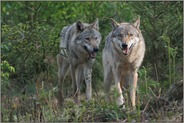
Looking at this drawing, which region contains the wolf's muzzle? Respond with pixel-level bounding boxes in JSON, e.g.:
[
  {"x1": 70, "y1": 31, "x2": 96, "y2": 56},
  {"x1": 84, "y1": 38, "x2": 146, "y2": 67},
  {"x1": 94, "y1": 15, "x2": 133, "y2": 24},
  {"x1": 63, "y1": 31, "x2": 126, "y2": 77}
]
[
  {"x1": 83, "y1": 46, "x2": 98, "y2": 59},
  {"x1": 121, "y1": 43, "x2": 128, "y2": 55},
  {"x1": 93, "y1": 48, "x2": 99, "y2": 52},
  {"x1": 121, "y1": 43, "x2": 134, "y2": 55},
  {"x1": 121, "y1": 44, "x2": 128, "y2": 49}
]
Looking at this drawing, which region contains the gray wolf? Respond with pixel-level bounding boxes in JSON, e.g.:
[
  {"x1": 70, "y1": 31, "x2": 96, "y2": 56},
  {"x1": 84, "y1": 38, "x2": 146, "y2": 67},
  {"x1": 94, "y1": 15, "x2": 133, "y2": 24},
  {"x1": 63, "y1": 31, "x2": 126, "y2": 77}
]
[
  {"x1": 103, "y1": 18, "x2": 145, "y2": 108},
  {"x1": 57, "y1": 18, "x2": 101, "y2": 105}
]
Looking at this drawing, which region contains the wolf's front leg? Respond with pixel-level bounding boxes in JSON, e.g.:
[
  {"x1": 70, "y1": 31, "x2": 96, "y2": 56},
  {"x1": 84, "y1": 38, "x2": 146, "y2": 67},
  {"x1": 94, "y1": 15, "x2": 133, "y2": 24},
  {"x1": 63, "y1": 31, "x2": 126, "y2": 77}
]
[
  {"x1": 70, "y1": 65, "x2": 78, "y2": 104},
  {"x1": 84, "y1": 69, "x2": 92, "y2": 101},
  {"x1": 113, "y1": 68, "x2": 125, "y2": 106},
  {"x1": 129, "y1": 71, "x2": 138, "y2": 108},
  {"x1": 73, "y1": 65, "x2": 84, "y2": 104},
  {"x1": 104, "y1": 66, "x2": 113, "y2": 102},
  {"x1": 57, "y1": 54, "x2": 69, "y2": 106},
  {"x1": 115, "y1": 82, "x2": 125, "y2": 106}
]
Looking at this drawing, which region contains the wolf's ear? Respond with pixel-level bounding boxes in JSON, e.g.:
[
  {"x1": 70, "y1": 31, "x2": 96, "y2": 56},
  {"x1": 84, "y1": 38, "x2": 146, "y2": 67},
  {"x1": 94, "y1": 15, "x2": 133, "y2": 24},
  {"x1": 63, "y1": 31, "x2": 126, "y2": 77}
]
[
  {"x1": 91, "y1": 18, "x2": 99, "y2": 30},
  {"x1": 76, "y1": 21, "x2": 85, "y2": 31},
  {"x1": 133, "y1": 17, "x2": 140, "y2": 29},
  {"x1": 110, "y1": 18, "x2": 119, "y2": 29}
]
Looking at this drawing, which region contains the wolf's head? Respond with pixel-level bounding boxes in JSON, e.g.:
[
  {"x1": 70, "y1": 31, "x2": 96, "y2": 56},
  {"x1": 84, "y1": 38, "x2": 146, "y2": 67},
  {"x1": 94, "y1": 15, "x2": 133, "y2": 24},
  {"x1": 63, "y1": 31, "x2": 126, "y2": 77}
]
[
  {"x1": 110, "y1": 18, "x2": 141, "y2": 55},
  {"x1": 75, "y1": 18, "x2": 101, "y2": 59}
]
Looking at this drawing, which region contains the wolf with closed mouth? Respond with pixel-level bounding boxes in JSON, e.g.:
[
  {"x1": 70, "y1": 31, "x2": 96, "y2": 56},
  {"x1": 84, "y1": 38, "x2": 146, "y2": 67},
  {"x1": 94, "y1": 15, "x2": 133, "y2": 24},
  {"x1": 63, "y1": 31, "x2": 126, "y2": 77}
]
[
  {"x1": 103, "y1": 18, "x2": 145, "y2": 108},
  {"x1": 57, "y1": 18, "x2": 101, "y2": 105}
]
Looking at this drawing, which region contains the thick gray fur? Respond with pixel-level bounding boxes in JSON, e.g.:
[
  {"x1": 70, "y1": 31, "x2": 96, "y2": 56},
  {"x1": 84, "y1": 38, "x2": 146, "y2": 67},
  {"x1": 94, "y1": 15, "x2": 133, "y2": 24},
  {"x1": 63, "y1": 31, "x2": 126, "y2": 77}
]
[
  {"x1": 57, "y1": 18, "x2": 101, "y2": 105},
  {"x1": 103, "y1": 18, "x2": 145, "y2": 108}
]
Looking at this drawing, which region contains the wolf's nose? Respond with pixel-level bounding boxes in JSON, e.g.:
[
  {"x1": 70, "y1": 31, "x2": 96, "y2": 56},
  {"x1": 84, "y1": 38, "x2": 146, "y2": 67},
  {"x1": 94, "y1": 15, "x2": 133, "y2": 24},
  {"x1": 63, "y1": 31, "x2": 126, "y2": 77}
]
[
  {"x1": 122, "y1": 44, "x2": 128, "y2": 49},
  {"x1": 93, "y1": 48, "x2": 99, "y2": 52}
]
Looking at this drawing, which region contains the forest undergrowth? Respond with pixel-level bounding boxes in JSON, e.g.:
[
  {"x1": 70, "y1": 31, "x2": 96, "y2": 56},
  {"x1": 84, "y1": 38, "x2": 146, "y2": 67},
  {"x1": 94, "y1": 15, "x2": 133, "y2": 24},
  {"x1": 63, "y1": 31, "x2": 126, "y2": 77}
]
[{"x1": 1, "y1": 79, "x2": 183, "y2": 122}]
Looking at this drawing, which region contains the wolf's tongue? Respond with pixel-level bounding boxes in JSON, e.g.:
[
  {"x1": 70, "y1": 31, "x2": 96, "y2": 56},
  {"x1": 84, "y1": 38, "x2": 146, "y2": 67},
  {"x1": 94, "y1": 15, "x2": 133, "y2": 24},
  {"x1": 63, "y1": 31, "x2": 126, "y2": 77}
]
[
  {"x1": 125, "y1": 48, "x2": 128, "y2": 53},
  {"x1": 123, "y1": 48, "x2": 128, "y2": 53},
  {"x1": 90, "y1": 52, "x2": 96, "y2": 58}
]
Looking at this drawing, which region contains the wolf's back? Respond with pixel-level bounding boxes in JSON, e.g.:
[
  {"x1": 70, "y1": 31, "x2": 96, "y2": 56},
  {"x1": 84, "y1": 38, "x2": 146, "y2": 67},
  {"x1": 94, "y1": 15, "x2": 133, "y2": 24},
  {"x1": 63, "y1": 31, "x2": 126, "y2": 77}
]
[
  {"x1": 59, "y1": 23, "x2": 76, "y2": 48},
  {"x1": 104, "y1": 32, "x2": 112, "y2": 51}
]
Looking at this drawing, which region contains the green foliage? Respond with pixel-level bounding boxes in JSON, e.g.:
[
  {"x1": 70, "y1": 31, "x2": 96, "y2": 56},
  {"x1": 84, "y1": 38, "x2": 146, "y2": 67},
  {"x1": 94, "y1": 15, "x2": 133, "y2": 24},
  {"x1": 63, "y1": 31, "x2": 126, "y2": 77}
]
[
  {"x1": 138, "y1": 67, "x2": 160, "y2": 94},
  {"x1": 159, "y1": 32, "x2": 178, "y2": 86},
  {"x1": 2, "y1": 21, "x2": 59, "y2": 85},
  {"x1": 1, "y1": 60, "x2": 15, "y2": 79},
  {"x1": 1, "y1": 60, "x2": 15, "y2": 90},
  {"x1": 129, "y1": 1, "x2": 183, "y2": 82}
]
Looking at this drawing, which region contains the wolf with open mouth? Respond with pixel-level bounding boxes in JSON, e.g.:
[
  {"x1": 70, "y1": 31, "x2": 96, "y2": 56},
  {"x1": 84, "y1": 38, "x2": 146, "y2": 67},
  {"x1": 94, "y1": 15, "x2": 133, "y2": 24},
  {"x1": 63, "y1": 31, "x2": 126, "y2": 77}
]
[
  {"x1": 103, "y1": 18, "x2": 145, "y2": 108},
  {"x1": 57, "y1": 19, "x2": 101, "y2": 106}
]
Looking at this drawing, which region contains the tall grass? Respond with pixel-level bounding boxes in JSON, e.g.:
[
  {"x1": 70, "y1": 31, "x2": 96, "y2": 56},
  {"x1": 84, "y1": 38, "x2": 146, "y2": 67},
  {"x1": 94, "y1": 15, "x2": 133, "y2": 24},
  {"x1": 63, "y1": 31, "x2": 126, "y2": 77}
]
[{"x1": 159, "y1": 32, "x2": 178, "y2": 86}]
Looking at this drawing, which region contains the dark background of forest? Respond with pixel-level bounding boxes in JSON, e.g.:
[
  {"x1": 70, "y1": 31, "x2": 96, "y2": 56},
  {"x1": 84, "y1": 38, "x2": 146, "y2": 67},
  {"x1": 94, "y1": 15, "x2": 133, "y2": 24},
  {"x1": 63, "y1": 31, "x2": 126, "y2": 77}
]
[{"x1": 1, "y1": 1, "x2": 183, "y2": 122}]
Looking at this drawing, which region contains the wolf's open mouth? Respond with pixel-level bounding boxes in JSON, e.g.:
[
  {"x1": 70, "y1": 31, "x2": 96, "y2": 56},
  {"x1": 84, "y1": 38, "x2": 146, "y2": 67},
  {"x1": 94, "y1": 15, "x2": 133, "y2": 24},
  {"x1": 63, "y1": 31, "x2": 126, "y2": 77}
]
[
  {"x1": 122, "y1": 48, "x2": 128, "y2": 55},
  {"x1": 83, "y1": 46, "x2": 96, "y2": 59},
  {"x1": 122, "y1": 44, "x2": 133, "y2": 55}
]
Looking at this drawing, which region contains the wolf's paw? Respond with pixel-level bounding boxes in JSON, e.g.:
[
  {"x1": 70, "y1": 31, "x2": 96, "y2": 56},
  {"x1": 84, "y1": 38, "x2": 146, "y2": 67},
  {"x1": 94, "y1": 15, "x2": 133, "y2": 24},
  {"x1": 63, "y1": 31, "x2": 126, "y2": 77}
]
[
  {"x1": 116, "y1": 97, "x2": 125, "y2": 108},
  {"x1": 119, "y1": 103, "x2": 126, "y2": 109}
]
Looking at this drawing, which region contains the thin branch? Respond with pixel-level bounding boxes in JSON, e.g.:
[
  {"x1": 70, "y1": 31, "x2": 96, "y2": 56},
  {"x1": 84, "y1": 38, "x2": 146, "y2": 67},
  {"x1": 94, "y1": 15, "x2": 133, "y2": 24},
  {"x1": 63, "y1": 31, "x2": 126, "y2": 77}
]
[
  {"x1": 142, "y1": 98, "x2": 152, "y2": 113},
  {"x1": 24, "y1": 47, "x2": 34, "y2": 62},
  {"x1": 154, "y1": 63, "x2": 159, "y2": 82},
  {"x1": 148, "y1": 87, "x2": 158, "y2": 99},
  {"x1": 151, "y1": 106, "x2": 158, "y2": 119}
]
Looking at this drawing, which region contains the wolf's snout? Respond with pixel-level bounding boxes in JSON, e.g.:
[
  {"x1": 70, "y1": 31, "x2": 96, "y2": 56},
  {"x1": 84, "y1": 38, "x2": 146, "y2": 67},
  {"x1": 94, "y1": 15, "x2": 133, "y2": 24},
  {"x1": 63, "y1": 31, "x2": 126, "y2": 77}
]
[
  {"x1": 93, "y1": 48, "x2": 99, "y2": 52},
  {"x1": 122, "y1": 44, "x2": 128, "y2": 49}
]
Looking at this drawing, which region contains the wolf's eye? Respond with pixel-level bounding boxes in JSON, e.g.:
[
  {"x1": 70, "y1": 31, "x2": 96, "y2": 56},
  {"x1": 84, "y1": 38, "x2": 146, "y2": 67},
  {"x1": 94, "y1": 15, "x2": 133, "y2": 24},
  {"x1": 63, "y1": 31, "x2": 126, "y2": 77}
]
[
  {"x1": 94, "y1": 37, "x2": 98, "y2": 40},
  {"x1": 128, "y1": 33, "x2": 133, "y2": 37},
  {"x1": 85, "y1": 37, "x2": 90, "y2": 41},
  {"x1": 118, "y1": 34, "x2": 122, "y2": 37}
]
